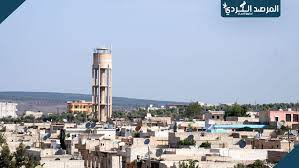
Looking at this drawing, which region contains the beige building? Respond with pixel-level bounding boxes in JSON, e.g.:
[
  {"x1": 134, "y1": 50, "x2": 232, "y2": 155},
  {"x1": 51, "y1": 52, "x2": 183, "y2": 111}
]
[
  {"x1": 92, "y1": 47, "x2": 112, "y2": 122},
  {"x1": 205, "y1": 110, "x2": 225, "y2": 121}
]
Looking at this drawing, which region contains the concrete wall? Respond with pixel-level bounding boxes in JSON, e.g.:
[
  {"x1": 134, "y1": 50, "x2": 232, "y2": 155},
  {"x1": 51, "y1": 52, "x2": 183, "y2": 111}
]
[
  {"x1": 226, "y1": 117, "x2": 259, "y2": 123},
  {"x1": 41, "y1": 160, "x2": 84, "y2": 168},
  {"x1": 160, "y1": 161, "x2": 236, "y2": 168},
  {"x1": 218, "y1": 148, "x2": 268, "y2": 160}
]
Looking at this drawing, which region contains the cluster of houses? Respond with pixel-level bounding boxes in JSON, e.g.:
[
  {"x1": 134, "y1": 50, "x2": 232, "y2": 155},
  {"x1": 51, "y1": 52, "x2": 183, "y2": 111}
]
[{"x1": 1, "y1": 107, "x2": 299, "y2": 168}]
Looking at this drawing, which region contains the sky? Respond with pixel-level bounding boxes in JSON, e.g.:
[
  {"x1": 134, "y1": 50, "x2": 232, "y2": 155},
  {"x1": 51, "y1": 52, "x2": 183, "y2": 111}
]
[{"x1": 0, "y1": 0, "x2": 298, "y2": 104}]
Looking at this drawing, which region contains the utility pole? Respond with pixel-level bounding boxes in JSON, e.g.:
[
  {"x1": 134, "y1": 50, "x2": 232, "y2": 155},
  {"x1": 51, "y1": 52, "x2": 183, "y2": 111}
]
[{"x1": 288, "y1": 129, "x2": 291, "y2": 152}]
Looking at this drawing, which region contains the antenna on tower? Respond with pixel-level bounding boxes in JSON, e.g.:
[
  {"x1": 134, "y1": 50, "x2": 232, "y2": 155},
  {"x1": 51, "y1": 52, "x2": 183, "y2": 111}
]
[{"x1": 235, "y1": 97, "x2": 239, "y2": 104}]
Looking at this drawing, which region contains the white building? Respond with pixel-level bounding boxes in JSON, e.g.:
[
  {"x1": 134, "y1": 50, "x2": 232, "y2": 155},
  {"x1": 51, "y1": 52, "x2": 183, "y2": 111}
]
[
  {"x1": 24, "y1": 111, "x2": 43, "y2": 119},
  {"x1": 0, "y1": 102, "x2": 17, "y2": 118}
]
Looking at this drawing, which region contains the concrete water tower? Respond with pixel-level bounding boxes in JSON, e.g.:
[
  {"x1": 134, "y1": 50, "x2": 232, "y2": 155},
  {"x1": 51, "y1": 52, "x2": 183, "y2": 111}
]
[{"x1": 92, "y1": 47, "x2": 112, "y2": 122}]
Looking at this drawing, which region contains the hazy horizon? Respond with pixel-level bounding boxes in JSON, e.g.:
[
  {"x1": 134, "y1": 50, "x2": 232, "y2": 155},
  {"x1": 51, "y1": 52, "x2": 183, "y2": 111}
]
[{"x1": 1, "y1": 0, "x2": 299, "y2": 104}]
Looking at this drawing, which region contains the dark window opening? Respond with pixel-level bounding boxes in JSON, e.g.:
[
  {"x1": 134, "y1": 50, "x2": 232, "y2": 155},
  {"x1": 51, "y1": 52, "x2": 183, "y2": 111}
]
[
  {"x1": 286, "y1": 114, "x2": 292, "y2": 122},
  {"x1": 293, "y1": 114, "x2": 299, "y2": 122}
]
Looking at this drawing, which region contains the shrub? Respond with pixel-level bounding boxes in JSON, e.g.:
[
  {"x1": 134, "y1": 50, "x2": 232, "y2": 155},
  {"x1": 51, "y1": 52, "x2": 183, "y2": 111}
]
[
  {"x1": 247, "y1": 160, "x2": 269, "y2": 168},
  {"x1": 179, "y1": 159, "x2": 199, "y2": 168},
  {"x1": 180, "y1": 138, "x2": 196, "y2": 146},
  {"x1": 236, "y1": 127, "x2": 253, "y2": 132},
  {"x1": 199, "y1": 141, "x2": 211, "y2": 148},
  {"x1": 234, "y1": 163, "x2": 246, "y2": 168}
]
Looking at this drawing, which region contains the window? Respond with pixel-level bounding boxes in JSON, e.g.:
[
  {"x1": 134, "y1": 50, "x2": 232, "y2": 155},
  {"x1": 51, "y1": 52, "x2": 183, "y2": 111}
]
[
  {"x1": 212, "y1": 116, "x2": 215, "y2": 119},
  {"x1": 286, "y1": 114, "x2": 292, "y2": 122},
  {"x1": 217, "y1": 116, "x2": 220, "y2": 119},
  {"x1": 294, "y1": 114, "x2": 299, "y2": 122},
  {"x1": 275, "y1": 117, "x2": 279, "y2": 122}
]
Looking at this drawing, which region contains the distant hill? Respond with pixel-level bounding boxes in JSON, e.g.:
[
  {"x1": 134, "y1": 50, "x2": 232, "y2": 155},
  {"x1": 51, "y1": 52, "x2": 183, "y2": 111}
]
[{"x1": 0, "y1": 91, "x2": 186, "y2": 114}]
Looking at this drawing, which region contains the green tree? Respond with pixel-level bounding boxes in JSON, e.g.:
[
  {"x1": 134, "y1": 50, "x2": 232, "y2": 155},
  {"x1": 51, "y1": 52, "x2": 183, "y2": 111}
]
[
  {"x1": 225, "y1": 104, "x2": 248, "y2": 117},
  {"x1": 185, "y1": 103, "x2": 203, "y2": 119},
  {"x1": 66, "y1": 113, "x2": 75, "y2": 122},
  {"x1": 199, "y1": 141, "x2": 211, "y2": 148},
  {"x1": 0, "y1": 144, "x2": 13, "y2": 168},
  {"x1": 247, "y1": 160, "x2": 269, "y2": 168},
  {"x1": 15, "y1": 143, "x2": 27, "y2": 167},
  {"x1": 179, "y1": 138, "x2": 196, "y2": 146},
  {"x1": 14, "y1": 143, "x2": 40, "y2": 168},
  {"x1": 234, "y1": 163, "x2": 246, "y2": 168},
  {"x1": 22, "y1": 115, "x2": 35, "y2": 123},
  {"x1": 24, "y1": 156, "x2": 40, "y2": 168},
  {"x1": 179, "y1": 160, "x2": 199, "y2": 168},
  {"x1": 0, "y1": 133, "x2": 6, "y2": 146}
]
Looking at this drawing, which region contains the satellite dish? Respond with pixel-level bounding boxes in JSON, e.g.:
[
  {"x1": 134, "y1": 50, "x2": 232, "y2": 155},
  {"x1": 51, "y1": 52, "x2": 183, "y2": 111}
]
[
  {"x1": 55, "y1": 149, "x2": 65, "y2": 155},
  {"x1": 85, "y1": 122, "x2": 91, "y2": 129},
  {"x1": 63, "y1": 119, "x2": 67, "y2": 122},
  {"x1": 90, "y1": 122, "x2": 96, "y2": 128},
  {"x1": 239, "y1": 139, "x2": 246, "y2": 148},
  {"x1": 156, "y1": 148, "x2": 163, "y2": 158},
  {"x1": 277, "y1": 122, "x2": 283, "y2": 129},
  {"x1": 144, "y1": 138, "x2": 150, "y2": 145},
  {"x1": 43, "y1": 133, "x2": 51, "y2": 140}
]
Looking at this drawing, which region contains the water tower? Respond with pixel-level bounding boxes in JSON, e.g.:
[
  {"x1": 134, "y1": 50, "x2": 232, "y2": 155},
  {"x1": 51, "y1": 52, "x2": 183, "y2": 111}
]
[{"x1": 91, "y1": 47, "x2": 112, "y2": 122}]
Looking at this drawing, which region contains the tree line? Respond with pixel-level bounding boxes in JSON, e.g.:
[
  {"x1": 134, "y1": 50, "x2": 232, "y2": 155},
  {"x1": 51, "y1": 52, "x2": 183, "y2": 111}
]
[
  {"x1": 113, "y1": 102, "x2": 299, "y2": 120},
  {"x1": 0, "y1": 133, "x2": 40, "y2": 168},
  {"x1": 0, "y1": 112, "x2": 96, "y2": 124}
]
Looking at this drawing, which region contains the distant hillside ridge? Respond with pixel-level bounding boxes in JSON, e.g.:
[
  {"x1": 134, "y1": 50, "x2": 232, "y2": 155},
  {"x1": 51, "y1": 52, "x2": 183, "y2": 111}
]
[{"x1": 0, "y1": 91, "x2": 186, "y2": 114}]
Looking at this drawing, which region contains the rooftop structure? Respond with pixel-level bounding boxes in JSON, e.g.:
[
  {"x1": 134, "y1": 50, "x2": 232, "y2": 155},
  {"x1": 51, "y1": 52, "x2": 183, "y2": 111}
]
[{"x1": 205, "y1": 110, "x2": 225, "y2": 121}]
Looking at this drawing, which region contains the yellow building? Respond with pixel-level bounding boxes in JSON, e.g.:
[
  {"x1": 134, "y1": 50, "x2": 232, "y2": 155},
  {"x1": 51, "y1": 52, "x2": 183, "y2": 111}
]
[{"x1": 67, "y1": 100, "x2": 93, "y2": 114}]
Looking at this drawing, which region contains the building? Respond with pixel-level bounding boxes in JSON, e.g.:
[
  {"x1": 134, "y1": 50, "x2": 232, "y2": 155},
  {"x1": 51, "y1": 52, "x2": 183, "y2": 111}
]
[
  {"x1": 145, "y1": 113, "x2": 172, "y2": 126},
  {"x1": 67, "y1": 100, "x2": 93, "y2": 114},
  {"x1": 205, "y1": 110, "x2": 225, "y2": 121},
  {"x1": 251, "y1": 139, "x2": 294, "y2": 151},
  {"x1": 147, "y1": 104, "x2": 160, "y2": 111},
  {"x1": 259, "y1": 109, "x2": 299, "y2": 128},
  {"x1": 24, "y1": 111, "x2": 43, "y2": 119},
  {"x1": 0, "y1": 102, "x2": 17, "y2": 118},
  {"x1": 246, "y1": 111, "x2": 259, "y2": 118},
  {"x1": 92, "y1": 47, "x2": 113, "y2": 122}
]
